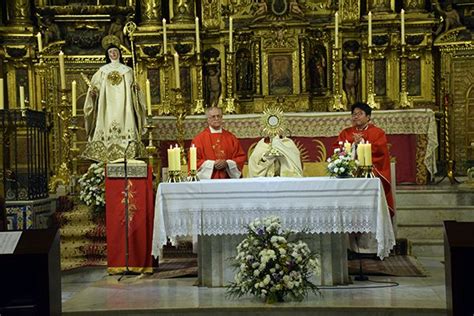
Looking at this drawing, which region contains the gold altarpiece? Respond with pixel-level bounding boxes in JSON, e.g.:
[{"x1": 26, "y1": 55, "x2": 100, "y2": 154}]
[{"x1": 0, "y1": 0, "x2": 473, "y2": 188}]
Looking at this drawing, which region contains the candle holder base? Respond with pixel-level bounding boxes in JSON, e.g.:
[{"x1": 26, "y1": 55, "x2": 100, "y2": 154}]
[
  {"x1": 356, "y1": 166, "x2": 375, "y2": 178},
  {"x1": 168, "y1": 170, "x2": 183, "y2": 183},
  {"x1": 367, "y1": 93, "x2": 380, "y2": 110},
  {"x1": 188, "y1": 169, "x2": 200, "y2": 182},
  {"x1": 398, "y1": 91, "x2": 413, "y2": 109}
]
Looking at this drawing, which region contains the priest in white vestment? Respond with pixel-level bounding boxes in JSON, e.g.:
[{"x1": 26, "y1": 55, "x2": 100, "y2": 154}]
[
  {"x1": 248, "y1": 136, "x2": 303, "y2": 177},
  {"x1": 82, "y1": 45, "x2": 146, "y2": 162}
]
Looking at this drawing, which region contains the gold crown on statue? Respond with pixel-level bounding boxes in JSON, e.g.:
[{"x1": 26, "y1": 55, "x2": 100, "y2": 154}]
[{"x1": 101, "y1": 35, "x2": 121, "y2": 50}]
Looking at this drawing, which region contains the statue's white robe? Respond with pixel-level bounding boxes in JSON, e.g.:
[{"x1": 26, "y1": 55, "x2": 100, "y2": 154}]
[{"x1": 82, "y1": 61, "x2": 146, "y2": 162}]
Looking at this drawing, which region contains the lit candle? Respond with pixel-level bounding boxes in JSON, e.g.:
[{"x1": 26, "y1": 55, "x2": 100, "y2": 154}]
[
  {"x1": 364, "y1": 143, "x2": 372, "y2": 166},
  {"x1": 334, "y1": 12, "x2": 339, "y2": 48},
  {"x1": 162, "y1": 18, "x2": 167, "y2": 54},
  {"x1": 168, "y1": 145, "x2": 175, "y2": 171},
  {"x1": 71, "y1": 80, "x2": 77, "y2": 116},
  {"x1": 19, "y1": 86, "x2": 25, "y2": 110},
  {"x1": 401, "y1": 9, "x2": 405, "y2": 45},
  {"x1": 357, "y1": 143, "x2": 365, "y2": 166},
  {"x1": 36, "y1": 32, "x2": 43, "y2": 52},
  {"x1": 146, "y1": 79, "x2": 152, "y2": 116},
  {"x1": 174, "y1": 52, "x2": 181, "y2": 89},
  {"x1": 229, "y1": 16, "x2": 233, "y2": 52},
  {"x1": 368, "y1": 11, "x2": 372, "y2": 47},
  {"x1": 190, "y1": 144, "x2": 197, "y2": 171},
  {"x1": 59, "y1": 51, "x2": 66, "y2": 90},
  {"x1": 195, "y1": 17, "x2": 200, "y2": 54},
  {"x1": 174, "y1": 145, "x2": 181, "y2": 171},
  {"x1": 0, "y1": 78, "x2": 4, "y2": 110}
]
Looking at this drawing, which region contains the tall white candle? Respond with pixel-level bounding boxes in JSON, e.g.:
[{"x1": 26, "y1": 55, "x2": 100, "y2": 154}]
[
  {"x1": 59, "y1": 51, "x2": 66, "y2": 90},
  {"x1": 174, "y1": 145, "x2": 181, "y2": 171},
  {"x1": 0, "y1": 78, "x2": 4, "y2": 110},
  {"x1": 36, "y1": 32, "x2": 43, "y2": 52},
  {"x1": 168, "y1": 146, "x2": 175, "y2": 171},
  {"x1": 19, "y1": 86, "x2": 25, "y2": 110},
  {"x1": 368, "y1": 11, "x2": 373, "y2": 47},
  {"x1": 229, "y1": 16, "x2": 233, "y2": 52},
  {"x1": 344, "y1": 141, "x2": 351, "y2": 154},
  {"x1": 357, "y1": 143, "x2": 365, "y2": 166},
  {"x1": 146, "y1": 79, "x2": 152, "y2": 116},
  {"x1": 190, "y1": 144, "x2": 197, "y2": 170},
  {"x1": 71, "y1": 80, "x2": 77, "y2": 116},
  {"x1": 401, "y1": 9, "x2": 405, "y2": 45},
  {"x1": 364, "y1": 143, "x2": 373, "y2": 166},
  {"x1": 174, "y1": 52, "x2": 181, "y2": 89},
  {"x1": 334, "y1": 12, "x2": 339, "y2": 48},
  {"x1": 162, "y1": 18, "x2": 167, "y2": 54},
  {"x1": 195, "y1": 17, "x2": 200, "y2": 54}
]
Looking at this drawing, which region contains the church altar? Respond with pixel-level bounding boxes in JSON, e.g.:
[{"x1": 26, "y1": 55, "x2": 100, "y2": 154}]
[
  {"x1": 152, "y1": 177, "x2": 395, "y2": 287},
  {"x1": 153, "y1": 109, "x2": 438, "y2": 184}
]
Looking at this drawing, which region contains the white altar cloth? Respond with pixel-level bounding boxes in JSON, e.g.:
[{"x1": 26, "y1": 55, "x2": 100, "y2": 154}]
[{"x1": 152, "y1": 177, "x2": 395, "y2": 259}]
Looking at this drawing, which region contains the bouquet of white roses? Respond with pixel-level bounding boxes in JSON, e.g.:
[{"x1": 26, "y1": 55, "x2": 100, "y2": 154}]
[
  {"x1": 227, "y1": 216, "x2": 319, "y2": 303},
  {"x1": 78, "y1": 162, "x2": 105, "y2": 209},
  {"x1": 327, "y1": 145, "x2": 358, "y2": 178}
]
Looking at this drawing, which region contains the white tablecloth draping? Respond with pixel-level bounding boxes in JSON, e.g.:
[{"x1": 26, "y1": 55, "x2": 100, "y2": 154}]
[{"x1": 152, "y1": 177, "x2": 396, "y2": 259}]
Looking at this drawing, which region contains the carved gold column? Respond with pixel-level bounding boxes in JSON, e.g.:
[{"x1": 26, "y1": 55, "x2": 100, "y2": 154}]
[
  {"x1": 398, "y1": 44, "x2": 413, "y2": 108},
  {"x1": 6, "y1": 0, "x2": 32, "y2": 27},
  {"x1": 366, "y1": 47, "x2": 380, "y2": 109},
  {"x1": 172, "y1": 0, "x2": 194, "y2": 23},
  {"x1": 224, "y1": 50, "x2": 236, "y2": 113},
  {"x1": 330, "y1": 46, "x2": 344, "y2": 111},
  {"x1": 139, "y1": 0, "x2": 161, "y2": 26}
]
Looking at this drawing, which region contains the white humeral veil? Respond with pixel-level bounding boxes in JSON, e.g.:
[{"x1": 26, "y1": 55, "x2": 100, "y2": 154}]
[
  {"x1": 248, "y1": 136, "x2": 303, "y2": 177},
  {"x1": 82, "y1": 61, "x2": 146, "y2": 162}
]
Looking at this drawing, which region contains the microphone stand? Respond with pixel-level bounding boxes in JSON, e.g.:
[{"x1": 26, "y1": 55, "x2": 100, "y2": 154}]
[{"x1": 118, "y1": 140, "x2": 140, "y2": 281}]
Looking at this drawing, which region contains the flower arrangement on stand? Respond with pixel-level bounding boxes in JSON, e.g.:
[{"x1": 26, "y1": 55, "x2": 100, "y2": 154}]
[
  {"x1": 78, "y1": 162, "x2": 106, "y2": 215},
  {"x1": 227, "y1": 216, "x2": 320, "y2": 303},
  {"x1": 327, "y1": 142, "x2": 358, "y2": 178}
]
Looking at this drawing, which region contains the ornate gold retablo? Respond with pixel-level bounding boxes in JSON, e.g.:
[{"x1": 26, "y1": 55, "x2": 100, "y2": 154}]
[{"x1": 107, "y1": 71, "x2": 122, "y2": 85}]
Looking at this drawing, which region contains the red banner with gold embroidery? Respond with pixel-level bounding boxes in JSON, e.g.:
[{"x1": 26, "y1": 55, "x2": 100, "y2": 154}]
[{"x1": 105, "y1": 166, "x2": 154, "y2": 274}]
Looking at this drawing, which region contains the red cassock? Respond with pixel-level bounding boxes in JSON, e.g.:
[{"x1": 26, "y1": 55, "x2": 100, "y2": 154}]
[
  {"x1": 192, "y1": 127, "x2": 246, "y2": 179},
  {"x1": 105, "y1": 166, "x2": 154, "y2": 274},
  {"x1": 334, "y1": 124, "x2": 395, "y2": 216}
]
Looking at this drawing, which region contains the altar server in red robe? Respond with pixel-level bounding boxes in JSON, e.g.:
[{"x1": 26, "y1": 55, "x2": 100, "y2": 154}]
[
  {"x1": 334, "y1": 102, "x2": 394, "y2": 216},
  {"x1": 192, "y1": 106, "x2": 246, "y2": 179}
]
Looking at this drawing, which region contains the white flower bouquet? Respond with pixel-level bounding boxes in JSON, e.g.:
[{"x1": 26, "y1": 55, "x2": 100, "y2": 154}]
[
  {"x1": 78, "y1": 162, "x2": 106, "y2": 210},
  {"x1": 227, "y1": 216, "x2": 320, "y2": 303},
  {"x1": 327, "y1": 146, "x2": 358, "y2": 178}
]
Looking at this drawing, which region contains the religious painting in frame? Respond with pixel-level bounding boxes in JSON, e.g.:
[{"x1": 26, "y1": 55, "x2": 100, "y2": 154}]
[
  {"x1": 147, "y1": 68, "x2": 161, "y2": 104},
  {"x1": 268, "y1": 54, "x2": 293, "y2": 95}
]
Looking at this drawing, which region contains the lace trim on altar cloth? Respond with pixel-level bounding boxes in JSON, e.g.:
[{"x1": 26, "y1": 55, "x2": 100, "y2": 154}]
[{"x1": 158, "y1": 206, "x2": 396, "y2": 259}]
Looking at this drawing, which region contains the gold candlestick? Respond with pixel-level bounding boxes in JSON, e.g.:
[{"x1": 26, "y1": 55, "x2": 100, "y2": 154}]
[
  {"x1": 356, "y1": 165, "x2": 375, "y2": 178},
  {"x1": 331, "y1": 45, "x2": 345, "y2": 111},
  {"x1": 224, "y1": 50, "x2": 236, "y2": 114},
  {"x1": 398, "y1": 44, "x2": 413, "y2": 109},
  {"x1": 145, "y1": 115, "x2": 158, "y2": 170},
  {"x1": 193, "y1": 53, "x2": 205, "y2": 114},
  {"x1": 366, "y1": 47, "x2": 380, "y2": 109}
]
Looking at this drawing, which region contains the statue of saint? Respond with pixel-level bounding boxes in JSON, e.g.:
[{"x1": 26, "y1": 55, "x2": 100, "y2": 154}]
[{"x1": 82, "y1": 45, "x2": 146, "y2": 162}]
